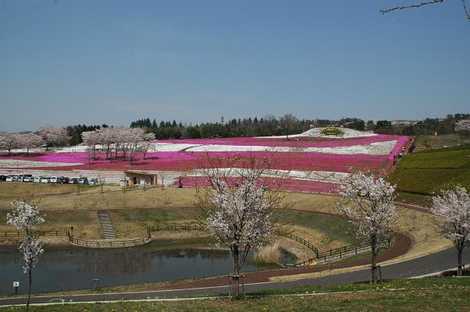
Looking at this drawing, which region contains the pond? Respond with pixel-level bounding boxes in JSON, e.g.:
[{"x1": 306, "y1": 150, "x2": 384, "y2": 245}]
[{"x1": 0, "y1": 241, "x2": 291, "y2": 295}]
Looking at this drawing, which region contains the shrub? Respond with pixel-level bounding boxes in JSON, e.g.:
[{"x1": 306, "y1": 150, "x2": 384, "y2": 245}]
[{"x1": 320, "y1": 127, "x2": 345, "y2": 136}]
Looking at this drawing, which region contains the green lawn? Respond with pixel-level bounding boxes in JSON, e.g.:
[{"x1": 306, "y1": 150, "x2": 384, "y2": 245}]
[
  {"x1": 389, "y1": 145, "x2": 470, "y2": 204},
  {"x1": 414, "y1": 134, "x2": 470, "y2": 151},
  {"x1": 3, "y1": 278, "x2": 470, "y2": 312},
  {"x1": 273, "y1": 210, "x2": 355, "y2": 244},
  {"x1": 111, "y1": 207, "x2": 200, "y2": 223}
]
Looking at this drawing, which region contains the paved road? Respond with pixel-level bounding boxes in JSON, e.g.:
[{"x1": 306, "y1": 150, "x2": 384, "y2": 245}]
[{"x1": 0, "y1": 246, "x2": 467, "y2": 307}]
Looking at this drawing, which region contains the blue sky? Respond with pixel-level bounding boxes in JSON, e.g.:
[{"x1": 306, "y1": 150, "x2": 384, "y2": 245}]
[{"x1": 1, "y1": 0, "x2": 469, "y2": 131}]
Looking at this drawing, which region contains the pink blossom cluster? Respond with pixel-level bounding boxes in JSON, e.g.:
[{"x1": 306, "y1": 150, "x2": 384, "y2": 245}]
[
  {"x1": 0, "y1": 135, "x2": 411, "y2": 194},
  {"x1": 161, "y1": 134, "x2": 404, "y2": 149}
]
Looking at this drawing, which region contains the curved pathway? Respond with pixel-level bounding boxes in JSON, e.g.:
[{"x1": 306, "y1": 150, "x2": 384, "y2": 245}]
[{"x1": 0, "y1": 246, "x2": 466, "y2": 307}]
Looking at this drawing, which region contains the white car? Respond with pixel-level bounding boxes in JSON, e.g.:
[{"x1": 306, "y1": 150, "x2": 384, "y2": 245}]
[
  {"x1": 33, "y1": 176, "x2": 41, "y2": 183},
  {"x1": 40, "y1": 177, "x2": 49, "y2": 183},
  {"x1": 49, "y1": 176, "x2": 58, "y2": 183},
  {"x1": 5, "y1": 176, "x2": 14, "y2": 182},
  {"x1": 22, "y1": 175, "x2": 33, "y2": 182}
]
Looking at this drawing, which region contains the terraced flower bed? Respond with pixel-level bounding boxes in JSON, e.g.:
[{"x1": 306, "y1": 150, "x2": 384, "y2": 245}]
[{"x1": 0, "y1": 130, "x2": 411, "y2": 193}]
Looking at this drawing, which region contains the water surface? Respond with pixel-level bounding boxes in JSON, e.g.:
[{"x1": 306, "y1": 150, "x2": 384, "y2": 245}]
[{"x1": 0, "y1": 243, "x2": 278, "y2": 295}]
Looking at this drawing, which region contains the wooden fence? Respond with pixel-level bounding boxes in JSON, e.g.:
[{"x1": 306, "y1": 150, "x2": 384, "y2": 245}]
[
  {"x1": 295, "y1": 240, "x2": 391, "y2": 267},
  {"x1": 69, "y1": 236, "x2": 151, "y2": 249},
  {"x1": 148, "y1": 223, "x2": 206, "y2": 232},
  {"x1": 148, "y1": 224, "x2": 374, "y2": 266},
  {"x1": 1, "y1": 229, "x2": 68, "y2": 239},
  {"x1": 278, "y1": 231, "x2": 320, "y2": 257}
]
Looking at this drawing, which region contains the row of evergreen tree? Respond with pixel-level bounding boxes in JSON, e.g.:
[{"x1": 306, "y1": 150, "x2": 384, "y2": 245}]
[
  {"x1": 129, "y1": 115, "x2": 369, "y2": 140},
  {"x1": 66, "y1": 124, "x2": 109, "y2": 146},
  {"x1": 64, "y1": 113, "x2": 470, "y2": 143}
]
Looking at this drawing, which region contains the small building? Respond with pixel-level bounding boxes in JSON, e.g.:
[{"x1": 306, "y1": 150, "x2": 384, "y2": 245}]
[{"x1": 124, "y1": 170, "x2": 159, "y2": 186}]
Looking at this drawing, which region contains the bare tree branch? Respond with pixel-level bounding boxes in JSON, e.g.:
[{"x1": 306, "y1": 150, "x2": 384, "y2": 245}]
[
  {"x1": 381, "y1": 0, "x2": 446, "y2": 14},
  {"x1": 462, "y1": 0, "x2": 470, "y2": 19},
  {"x1": 381, "y1": 0, "x2": 470, "y2": 20}
]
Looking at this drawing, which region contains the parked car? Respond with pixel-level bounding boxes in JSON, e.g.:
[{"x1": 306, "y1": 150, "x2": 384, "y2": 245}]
[
  {"x1": 6, "y1": 175, "x2": 19, "y2": 182},
  {"x1": 88, "y1": 178, "x2": 99, "y2": 186},
  {"x1": 69, "y1": 177, "x2": 80, "y2": 184},
  {"x1": 49, "y1": 176, "x2": 58, "y2": 183},
  {"x1": 22, "y1": 175, "x2": 33, "y2": 182},
  {"x1": 60, "y1": 176, "x2": 70, "y2": 184},
  {"x1": 40, "y1": 177, "x2": 49, "y2": 183},
  {"x1": 0, "y1": 175, "x2": 6, "y2": 182},
  {"x1": 78, "y1": 177, "x2": 88, "y2": 185},
  {"x1": 33, "y1": 176, "x2": 41, "y2": 183}
]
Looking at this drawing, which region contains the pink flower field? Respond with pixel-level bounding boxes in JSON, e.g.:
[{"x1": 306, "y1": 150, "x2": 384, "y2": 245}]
[{"x1": 0, "y1": 134, "x2": 412, "y2": 193}]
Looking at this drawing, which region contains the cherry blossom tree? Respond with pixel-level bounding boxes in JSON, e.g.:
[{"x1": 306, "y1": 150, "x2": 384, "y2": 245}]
[
  {"x1": 81, "y1": 128, "x2": 149, "y2": 162},
  {"x1": 38, "y1": 127, "x2": 69, "y2": 149},
  {"x1": 0, "y1": 133, "x2": 19, "y2": 155},
  {"x1": 431, "y1": 186, "x2": 470, "y2": 276},
  {"x1": 455, "y1": 119, "x2": 470, "y2": 135},
  {"x1": 7, "y1": 201, "x2": 45, "y2": 312},
  {"x1": 16, "y1": 133, "x2": 44, "y2": 155},
  {"x1": 337, "y1": 172, "x2": 397, "y2": 283},
  {"x1": 81, "y1": 130, "x2": 100, "y2": 161},
  {"x1": 140, "y1": 132, "x2": 156, "y2": 160},
  {"x1": 205, "y1": 167, "x2": 278, "y2": 296}
]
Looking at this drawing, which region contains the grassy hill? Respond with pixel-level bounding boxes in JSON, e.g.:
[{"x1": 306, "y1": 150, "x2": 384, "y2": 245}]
[
  {"x1": 389, "y1": 144, "x2": 470, "y2": 205},
  {"x1": 4, "y1": 277, "x2": 470, "y2": 311}
]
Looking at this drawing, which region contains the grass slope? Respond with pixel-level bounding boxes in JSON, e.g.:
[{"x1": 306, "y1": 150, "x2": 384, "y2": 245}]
[
  {"x1": 390, "y1": 145, "x2": 470, "y2": 204},
  {"x1": 3, "y1": 278, "x2": 470, "y2": 311}
]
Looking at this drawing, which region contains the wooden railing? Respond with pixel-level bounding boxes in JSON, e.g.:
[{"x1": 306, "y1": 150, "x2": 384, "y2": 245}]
[
  {"x1": 295, "y1": 240, "x2": 391, "y2": 267},
  {"x1": 1, "y1": 229, "x2": 68, "y2": 239},
  {"x1": 148, "y1": 222, "x2": 391, "y2": 267},
  {"x1": 148, "y1": 223, "x2": 206, "y2": 232},
  {"x1": 69, "y1": 236, "x2": 151, "y2": 249},
  {"x1": 277, "y1": 231, "x2": 320, "y2": 257}
]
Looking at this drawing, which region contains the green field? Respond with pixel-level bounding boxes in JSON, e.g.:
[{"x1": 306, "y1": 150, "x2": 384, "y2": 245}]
[
  {"x1": 390, "y1": 145, "x2": 470, "y2": 205},
  {"x1": 414, "y1": 134, "x2": 470, "y2": 151},
  {"x1": 273, "y1": 210, "x2": 355, "y2": 244},
  {"x1": 3, "y1": 278, "x2": 470, "y2": 312}
]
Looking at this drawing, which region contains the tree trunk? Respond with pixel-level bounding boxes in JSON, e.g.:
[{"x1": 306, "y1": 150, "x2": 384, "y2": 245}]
[
  {"x1": 457, "y1": 246, "x2": 464, "y2": 276},
  {"x1": 26, "y1": 269, "x2": 32, "y2": 312},
  {"x1": 370, "y1": 234, "x2": 377, "y2": 284},
  {"x1": 232, "y1": 244, "x2": 240, "y2": 297}
]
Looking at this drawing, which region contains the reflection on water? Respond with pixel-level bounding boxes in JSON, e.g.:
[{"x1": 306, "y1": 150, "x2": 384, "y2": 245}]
[{"x1": 0, "y1": 244, "x2": 263, "y2": 295}]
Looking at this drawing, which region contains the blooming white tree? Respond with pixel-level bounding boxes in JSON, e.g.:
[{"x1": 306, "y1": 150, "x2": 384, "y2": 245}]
[
  {"x1": 81, "y1": 128, "x2": 150, "y2": 162},
  {"x1": 455, "y1": 119, "x2": 470, "y2": 134},
  {"x1": 38, "y1": 127, "x2": 69, "y2": 149},
  {"x1": 206, "y1": 168, "x2": 276, "y2": 296},
  {"x1": 81, "y1": 130, "x2": 100, "y2": 161},
  {"x1": 16, "y1": 133, "x2": 44, "y2": 154},
  {"x1": 7, "y1": 201, "x2": 45, "y2": 312},
  {"x1": 139, "y1": 132, "x2": 156, "y2": 160},
  {"x1": 0, "y1": 133, "x2": 21, "y2": 155},
  {"x1": 431, "y1": 186, "x2": 470, "y2": 276},
  {"x1": 337, "y1": 172, "x2": 397, "y2": 283}
]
